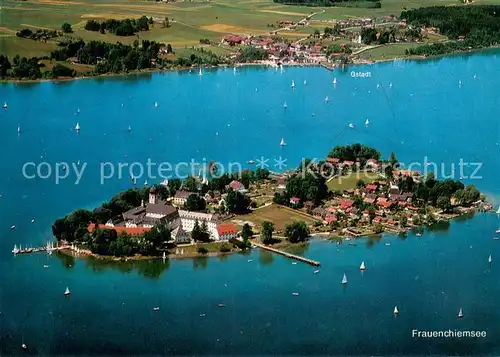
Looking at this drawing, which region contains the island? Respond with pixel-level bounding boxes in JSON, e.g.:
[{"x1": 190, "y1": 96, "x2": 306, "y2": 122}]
[{"x1": 52, "y1": 144, "x2": 492, "y2": 261}]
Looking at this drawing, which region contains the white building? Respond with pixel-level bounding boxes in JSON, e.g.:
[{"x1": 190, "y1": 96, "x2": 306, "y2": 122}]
[
  {"x1": 178, "y1": 210, "x2": 220, "y2": 240},
  {"x1": 172, "y1": 225, "x2": 190, "y2": 244},
  {"x1": 173, "y1": 190, "x2": 195, "y2": 207},
  {"x1": 216, "y1": 223, "x2": 239, "y2": 240}
]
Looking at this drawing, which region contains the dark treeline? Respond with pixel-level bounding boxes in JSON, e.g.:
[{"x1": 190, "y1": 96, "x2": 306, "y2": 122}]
[
  {"x1": 0, "y1": 55, "x2": 75, "y2": 80},
  {"x1": 84, "y1": 16, "x2": 152, "y2": 36},
  {"x1": 16, "y1": 28, "x2": 60, "y2": 41},
  {"x1": 402, "y1": 5, "x2": 500, "y2": 56},
  {"x1": 272, "y1": 0, "x2": 380, "y2": 7},
  {"x1": 361, "y1": 27, "x2": 397, "y2": 45},
  {"x1": 51, "y1": 39, "x2": 162, "y2": 74}
]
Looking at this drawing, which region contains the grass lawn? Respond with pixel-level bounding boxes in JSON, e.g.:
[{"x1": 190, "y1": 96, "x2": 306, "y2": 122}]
[
  {"x1": 326, "y1": 169, "x2": 379, "y2": 191},
  {"x1": 356, "y1": 42, "x2": 420, "y2": 61},
  {"x1": 0, "y1": 36, "x2": 57, "y2": 58},
  {"x1": 235, "y1": 204, "x2": 317, "y2": 231}
]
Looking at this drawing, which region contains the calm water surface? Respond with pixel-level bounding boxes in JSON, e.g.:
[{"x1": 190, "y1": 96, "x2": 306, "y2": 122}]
[{"x1": 0, "y1": 51, "x2": 499, "y2": 356}]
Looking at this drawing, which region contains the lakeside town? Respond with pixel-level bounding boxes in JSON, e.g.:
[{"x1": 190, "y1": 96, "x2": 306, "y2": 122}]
[{"x1": 46, "y1": 144, "x2": 494, "y2": 262}]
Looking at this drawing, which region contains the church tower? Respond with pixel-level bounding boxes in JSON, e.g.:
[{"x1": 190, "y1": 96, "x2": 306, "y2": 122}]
[{"x1": 149, "y1": 186, "x2": 157, "y2": 204}]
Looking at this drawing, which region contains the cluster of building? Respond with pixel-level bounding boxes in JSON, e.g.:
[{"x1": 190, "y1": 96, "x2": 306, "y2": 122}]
[{"x1": 89, "y1": 187, "x2": 240, "y2": 244}]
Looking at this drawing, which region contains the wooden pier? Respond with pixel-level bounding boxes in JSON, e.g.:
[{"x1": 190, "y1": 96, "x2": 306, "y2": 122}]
[
  {"x1": 12, "y1": 243, "x2": 69, "y2": 255},
  {"x1": 252, "y1": 242, "x2": 320, "y2": 266}
]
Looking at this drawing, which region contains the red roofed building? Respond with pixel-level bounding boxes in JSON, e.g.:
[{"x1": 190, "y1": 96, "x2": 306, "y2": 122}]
[
  {"x1": 216, "y1": 223, "x2": 239, "y2": 240},
  {"x1": 324, "y1": 214, "x2": 337, "y2": 225},
  {"x1": 226, "y1": 180, "x2": 246, "y2": 193},
  {"x1": 365, "y1": 184, "x2": 378, "y2": 192},
  {"x1": 377, "y1": 201, "x2": 393, "y2": 209},
  {"x1": 88, "y1": 223, "x2": 151, "y2": 236},
  {"x1": 223, "y1": 35, "x2": 247, "y2": 46},
  {"x1": 343, "y1": 161, "x2": 355, "y2": 166},
  {"x1": 290, "y1": 197, "x2": 301, "y2": 205},
  {"x1": 340, "y1": 199, "x2": 354, "y2": 210},
  {"x1": 327, "y1": 157, "x2": 340, "y2": 164}
]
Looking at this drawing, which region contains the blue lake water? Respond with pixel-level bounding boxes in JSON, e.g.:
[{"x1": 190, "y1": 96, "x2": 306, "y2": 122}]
[{"x1": 1, "y1": 51, "x2": 500, "y2": 355}]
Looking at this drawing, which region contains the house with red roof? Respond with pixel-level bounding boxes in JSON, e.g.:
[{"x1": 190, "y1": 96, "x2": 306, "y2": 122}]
[
  {"x1": 324, "y1": 214, "x2": 337, "y2": 225},
  {"x1": 226, "y1": 180, "x2": 247, "y2": 193},
  {"x1": 216, "y1": 223, "x2": 239, "y2": 240},
  {"x1": 290, "y1": 197, "x2": 301, "y2": 206},
  {"x1": 327, "y1": 157, "x2": 340, "y2": 164},
  {"x1": 88, "y1": 223, "x2": 151, "y2": 236},
  {"x1": 365, "y1": 184, "x2": 378, "y2": 193},
  {"x1": 340, "y1": 199, "x2": 354, "y2": 210}
]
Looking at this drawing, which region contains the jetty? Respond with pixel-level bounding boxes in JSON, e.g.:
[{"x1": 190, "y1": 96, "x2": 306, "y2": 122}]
[
  {"x1": 252, "y1": 242, "x2": 320, "y2": 266},
  {"x1": 12, "y1": 241, "x2": 68, "y2": 255}
]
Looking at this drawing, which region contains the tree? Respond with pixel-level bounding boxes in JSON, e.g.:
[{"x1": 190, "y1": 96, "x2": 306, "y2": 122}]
[
  {"x1": 0, "y1": 55, "x2": 12, "y2": 78},
  {"x1": 261, "y1": 221, "x2": 274, "y2": 245},
  {"x1": 61, "y1": 22, "x2": 73, "y2": 33},
  {"x1": 184, "y1": 175, "x2": 198, "y2": 192},
  {"x1": 436, "y1": 196, "x2": 452, "y2": 212},
  {"x1": 356, "y1": 179, "x2": 366, "y2": 188},
  {"x1": 242, "y1": 223, "x2": 253, "y2": 241},
  {"x1": 192, "y1": 220, "x2": 210, "y2": 242},
  {"x1": 313, "y1": 29, "x2": 320, "y2": 38},
  {"x1": 374, "y1": 223, "x2": 383, "y2": 234},
  {"x1": 163, "y1": 17, "x2": 170, "y2": 28},
  {"x1": 184, "y1": 194, "x2": 206, "y2": 211},
  {"x1": 284, "y1": 221, "x2": 310, "y2": 243},
  {"x1": 166, "y1": 44, "x2": 173, "y2": 54},
  {"x1": 225, "y1": 190, "x2": 251, "y2": 214}
]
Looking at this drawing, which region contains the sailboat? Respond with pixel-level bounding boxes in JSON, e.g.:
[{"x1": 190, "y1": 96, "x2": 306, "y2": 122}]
[
  {"x1": 199, "y1": 68, "x2": 203, "y2": 76},
  {"x1": 3, "y1": 102, "x2": 8, "y2": 109},
  {"x1": 154, "y1": 102, "x2": 159, "y2": 108},
  {"x1": 12, "y1": 245, "x2": 19, "y2": 254},
  {"x1": 342, "y1": 273, "x2": 348, "y2": 284},
  {"x1": 365, "y1": 119, "x2": 370, "y2": 126},
  {"x1": 458, "y1": 308, "x2": 464, "y2": 318},
  {"x1": 17, "y1": 126, "x2": 21, "y2": 134},
  {"x1": 75, "y1": 122, "x2": 80, "y2": 132},
  {"x1": 133, "y1": 177, "x2": 137, "y2": 185},
  {"x1": 280, "y1": 137, "x2": 286, "y2": 146},
  {"x1": 64, "y1": 287, "x2": 71, "y2": 296},
  {"x1": 360, "y1": 261, "x2": 366, "y2": 271},
  {"x1": 162, "y1": 251, "x2": 166, "y2": 260},
  {"x1": 496, "y1": 206, "x2": 500, "y2": 214},
  {"x1": 389, "y1": 82, "x2": 393, "y2": 88},
  {"x1": 333, "y1": 77, "x2": 337, "y2": 85},
  {"x1": 303, "y1": 80, "x2": 307, "y2": 85},
  {"x1": 291, "y1": 80, "x2": 295, "y2": 88},
  {"x1": 128, "y1": 125, "x2": 132, "y2": 132},
  {"x1": 233, "y1": 66, "x2": 236, "y2": 74},
  {"x1": 325, "y1": 96, "x2": 329, "y2": 103},
  {"x1": 144, "y1": 180, "x2": 148, "y2": 186},
  {"x1": 394, "y1": 306, "x2": 399, "y2": 315},
  {"x1": 488, "y1": 254, "x2": 492, "y2": 263},
  {"x1": 376, "y1": 83, "x2": 380, "y2": 89},
  {"x1": 458, "y1": 80, "x2": 462, "y2": 87},
  {"x1": 292, "y1": 292, "x2": 299, "y2": 296},
  {"x1": 349, "y1": 123, "x2": 355, "y2": 129},
  {"x1": 283, "y1": 102, "x2": 287, "y2": 109}
]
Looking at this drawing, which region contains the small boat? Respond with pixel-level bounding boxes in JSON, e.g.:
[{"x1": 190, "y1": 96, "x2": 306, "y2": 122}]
[
  {"x1": 247, "y1": 259, "x2": 253, "y2": 263},
  {"x1": 280, "y1": 137, "x2": 286, "y2": 146},
  {"x1": 341, "y1": 273, "x2": 348, "y2": 284},
  {"x1": 349, "y1": 123, "x2": 355, "y2": 129},
  {"x1": 488, "y1": 254, "x2": 492, "y2": 263},
  {"x1": 43, "y1": 265, "x2": 49, "y2": 268},
  {"x1": 3, "y1": 102, "x2": 8, "y2": 109},
  {"x1": 292, "y1": 292, "x2": 299, "y2": 296},
  {"x1": 458, "y1": 308, "x2": 463, "y2": 318},
  {"x1": 22, "y1": 343, "x2": 27, "y2": 350},
  {"x1": 496, "y1": 228, "x2": 500, "y2": 233},
  {"x1": 17, "y1": 126, "x2": 21, "y2": 134},
  {"x1": 199, "y1": 313, "x2": 206, "y2": 317},
  {"x1": 233, "y1": 67, "x2": 236, "y2": 74},
  {"x1": 64, "y1": 287, "x2": 71, "y2": 296},
  {"x1": 291, "y1": 80, "x2": 295, "y2": 88},
  {"x1": 365, "y1": 119, "x2": 369, "y2": 126},
  {"x1": 162, "y1": 251, "x2": 166, "y2": 260},
  {"x1": 303, "y1": 80, "x2": 307, "y2": 85},
  {"x1": 10, "y1": 225, "x2": 15, "y2": 230},
  {"x1": 325, "y1": 96, "x2": 329, "y2": 103},
  {"x1": 292, "y1": 262, "x2": 297, "y2": 265},
  {"x1": 283, "y1": 102, "x2": 287, "y2": 109},
  {"x1": 133, "y1": 177, "x2": 137, "y2": 185},
  {"x1": 199, "y1": 68, "x2": 203, "y2": 76},
  {"x1": 247, "y1": 160, "x2": 255, "y2": 164},
  {"x1": 128, "y1": 125, "x2": 132, "y2": 132},
  {"x1": 376, "y1": 83, "x2": 380, "y2": 89},
  {"x1": 153, "y1": 307, "x2": 160, "y2": 311},
  {"x1": 458, "y1": 80, "x2": 462, "y2": 86},
  {"x1": 394, "y1": 306, "x2": 399, "y2": 315},
  {"x1": 333, "y1": 77, "x2": 337, "y2": 85},
  {"x1": 389, "y1": 82, "x2": 393, "y2": 88},
  {"x1": 385, "y1": 242, "x2": 391, "y2": 246},
  {"x1": 218, "y1": 303, "x2": 226, "y2": 308},
  {"x1": 313, "y1": 270, "x2": 320, "y2": 274},
  {"x1": 75, "y1": 122, "x2": 80, "y2": 131},
  {"x1": 493, "y1": 237, "x2": 499, "y2": 240},
  {"x1": 154, "y1": 102, "x2": 159, "y2": 108},
  {"x1": 416, "y1": 232, "x2": 422, "y2": 237},
  {"x1": 12, "y1": 245, "x2": 18, "y2": 254},
  {"x1": 360, "y1": 261, "x2": 366, "y2": 271},
  {"x1": 496, "y1": 206, "x2": 500, "y2": 214},
  {"x1": 473, "y1": 74, "x2": 477, "y2": 79},
  {"x1": 144, "y1": 180, "x2": 148, "y2": 186}
]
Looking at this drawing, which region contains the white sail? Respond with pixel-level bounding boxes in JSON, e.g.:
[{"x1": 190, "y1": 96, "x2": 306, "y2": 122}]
[
  {"x1": 154, "y1": 102, "x2": 159, "y2": 108},
  {"x1": 303, "y1": 80, "x2": 307, "y2": 85},
  {"x1": 360, "y1": 261, "x2": 366, "y2": 270},
  {"x1": 75, "y1": 122, "x2": 80, "y2": 131},
  {"x1": 365, "y1": 119, "x2": 370, "y2": 126},
  {"x1": 128, "y1": 125, "x2": 132, "y2": 132},
  {"x1": 17, "y1": 126, "x2": 21, "y2": 134},
  {"x1": 12, "y1": 245, "x2": 18, "y2": 254},
  {"x1": 488, "y1": 254, "x2": 492, "y2": 263},
  {"x1": 389, "y1": 82, "x2": 393, "y2": 88},
  {"x1": 280, "y1": 137, "x2": 286, "y2": 146},
  {"x1": 394, "y1": 306, "x2": 399, "y2": 315},
  {"x1": 283, "y1": 102, "x2": 287, "y2": 109},
  {"x1": 199, "y1": 68, "x2": 203, "y2": 76},
  {"x1": 64, "y1": 287, "x2": 71, "y2": 295},
  {"x1": 458, "y1": 308, "x2": 463, "y2": 318},
  {"x1": 496, "y1": 206, "x2": 500, "y2": 214},
  {"x1": 376, "y1": 83, "x2": 380, "y2": 89},
  {"x1": 349, "y1": 123, "x2": 355, "y2": 129},
  {"x1": 291, "y1": 80, "x2": 295, "y2": 88},
  {"x1": 325, "y1": 96, "x2": 329, "y2": 103},
  {"x1": 3, "y1": 102, "x2": 7, "y2": 109},
  {"x1": 333, "y1": 77, "x2": 337, "y2": 85},
  {"x1": 342, "y1": 273, "x2": 348, "y2": 284}
]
